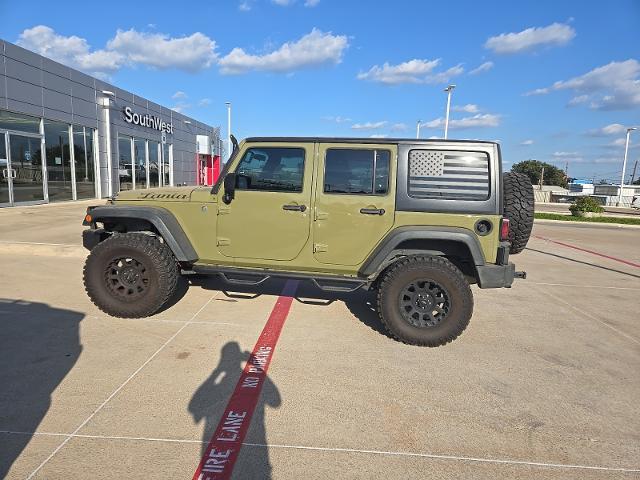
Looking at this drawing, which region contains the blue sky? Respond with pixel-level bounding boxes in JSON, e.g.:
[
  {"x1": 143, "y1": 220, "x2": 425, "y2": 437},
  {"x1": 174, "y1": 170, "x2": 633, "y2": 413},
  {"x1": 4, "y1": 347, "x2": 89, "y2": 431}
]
[{"x1": 1, "y1": 0, "x2": 639, "y2": 181}]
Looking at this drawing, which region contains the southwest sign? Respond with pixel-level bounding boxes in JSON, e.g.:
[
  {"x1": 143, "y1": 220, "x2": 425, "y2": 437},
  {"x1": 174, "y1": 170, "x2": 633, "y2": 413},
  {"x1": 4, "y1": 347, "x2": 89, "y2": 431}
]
[{"x1": 123, "y1": 106, "x2": 174, "y2": 134}]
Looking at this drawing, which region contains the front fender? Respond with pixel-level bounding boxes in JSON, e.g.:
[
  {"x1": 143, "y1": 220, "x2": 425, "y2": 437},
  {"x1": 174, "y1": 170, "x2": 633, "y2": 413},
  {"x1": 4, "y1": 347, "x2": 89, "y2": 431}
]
[{"x1": 85, "y1": 205, "x2": 198, "y2": 262}]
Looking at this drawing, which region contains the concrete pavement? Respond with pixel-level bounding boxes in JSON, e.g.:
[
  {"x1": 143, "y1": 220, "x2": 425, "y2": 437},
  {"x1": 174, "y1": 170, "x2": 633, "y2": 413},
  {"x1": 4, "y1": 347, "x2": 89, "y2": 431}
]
[{"x1": 0, "y1": 205, "x2": 638, "y2": 479}]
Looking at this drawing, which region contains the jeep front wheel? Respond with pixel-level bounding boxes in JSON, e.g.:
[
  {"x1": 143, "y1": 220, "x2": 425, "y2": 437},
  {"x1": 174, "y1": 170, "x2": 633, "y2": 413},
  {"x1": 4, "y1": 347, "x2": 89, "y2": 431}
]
[
  {"x1": 377, "y1": 256, "x2": 473, "y2": 347},
  {"x1": 83, "y1": 233, "x2": 179, "y2": 318}
]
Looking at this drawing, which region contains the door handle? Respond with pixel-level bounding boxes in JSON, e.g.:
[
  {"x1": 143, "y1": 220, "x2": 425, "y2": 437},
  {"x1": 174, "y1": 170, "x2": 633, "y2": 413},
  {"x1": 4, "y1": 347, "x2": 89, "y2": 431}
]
[
  {"x1": 11, "y1": 169, "x2": 17, "y2": 179},
  {"x1": 283, "y1": 204, "x2": 307, "y2": 212},
  {"x1": 360, "y1": 208, "x2": 385, "y2": 215}
]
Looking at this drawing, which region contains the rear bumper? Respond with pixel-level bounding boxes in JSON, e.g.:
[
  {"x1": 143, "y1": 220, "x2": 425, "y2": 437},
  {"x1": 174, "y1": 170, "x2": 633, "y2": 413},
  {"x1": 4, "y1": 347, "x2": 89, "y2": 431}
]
[{"x1": 476, "y1": 241, "x2": 525, "y2": 288}]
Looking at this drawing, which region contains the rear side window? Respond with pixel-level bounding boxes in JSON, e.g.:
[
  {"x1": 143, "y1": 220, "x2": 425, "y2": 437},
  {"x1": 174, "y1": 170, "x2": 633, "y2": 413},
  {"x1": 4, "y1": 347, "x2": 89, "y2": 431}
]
[
  {"x1": 235, "y1": 147, "x2": 305, "y2": 192},
  {"x1": 408, "y1": 149, "x2": 490, "y2": 200},
  {"x1": 324, "y1": 149, "x2": 390, "y2": 195}
]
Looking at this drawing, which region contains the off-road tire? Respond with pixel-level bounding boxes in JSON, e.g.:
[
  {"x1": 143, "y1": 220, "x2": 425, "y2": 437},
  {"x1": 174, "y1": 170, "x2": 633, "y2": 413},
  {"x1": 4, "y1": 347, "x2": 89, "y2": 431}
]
[
  {"x1": 503, "y1": 172, "x2": 534, "y2": 254},
  {"x1": 84, "y1": 233, "x2": 179, "y2": 318},
  {"x1": 377, "y1": 256, "x2": 473, "y2": 347}
]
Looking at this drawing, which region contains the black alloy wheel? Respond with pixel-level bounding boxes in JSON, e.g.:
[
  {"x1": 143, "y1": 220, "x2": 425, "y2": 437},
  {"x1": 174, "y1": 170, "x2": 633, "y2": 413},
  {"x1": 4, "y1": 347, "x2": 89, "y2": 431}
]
[{"x1": 398, "y1": 279, "x2": 450, "y2": 328}]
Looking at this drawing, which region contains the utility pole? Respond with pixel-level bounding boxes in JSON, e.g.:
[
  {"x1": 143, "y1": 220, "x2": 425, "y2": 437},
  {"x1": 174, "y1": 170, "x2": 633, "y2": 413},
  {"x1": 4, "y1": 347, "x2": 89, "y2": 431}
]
[
  {"x1": 564, "y1": 161, "x2": 568, "y2": 180},
  {"x1": 629, "y1": 160, "x2": 638, "y2": 185},
  {"x1": 225, "y1": 101, "x2": 232, "y2": 162},
  {"x1": 416, "y1": 120, "x2": 421, "y2": 139},
  {"x1": 539, "y1": 166, "x2": 545, "y2": 189}
]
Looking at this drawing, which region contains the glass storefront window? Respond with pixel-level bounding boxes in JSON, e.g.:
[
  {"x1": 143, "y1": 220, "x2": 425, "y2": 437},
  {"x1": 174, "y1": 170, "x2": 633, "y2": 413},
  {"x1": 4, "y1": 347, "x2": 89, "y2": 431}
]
[
  {"x1": 134, "y1": 138, "x2": 147, "y2": 189},
  {"x1": 73, "y1": 126, "x2": 96, "y2": 199},
  {"x1": 118, "y1": 134, "x2": 133, "y2": 191},
  {"x1": 44, "y1": 120, "x2": 72, "y2": 202},
  {"x1": 0, "y1": 110, "x2": 41, "y2": 134},
  {"x1": 163, "y1": 143, "x2": 171, "y2": 187},
  {"x1": 149, "y1": 141, "x2": 160, "y2": 187}
]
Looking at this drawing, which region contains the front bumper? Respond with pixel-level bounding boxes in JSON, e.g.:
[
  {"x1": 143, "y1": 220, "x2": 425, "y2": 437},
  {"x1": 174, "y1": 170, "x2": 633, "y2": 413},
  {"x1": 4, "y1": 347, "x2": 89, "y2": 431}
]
[{"x1": 82, "y1": 228, "x2": 107, "y2": 251}]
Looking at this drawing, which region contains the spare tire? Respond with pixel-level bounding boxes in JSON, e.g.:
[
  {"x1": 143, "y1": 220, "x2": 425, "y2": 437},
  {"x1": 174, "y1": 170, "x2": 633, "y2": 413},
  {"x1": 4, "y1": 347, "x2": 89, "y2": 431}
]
[{"x1": 503, "y1": 172, "x2": 534, "y2": 254}]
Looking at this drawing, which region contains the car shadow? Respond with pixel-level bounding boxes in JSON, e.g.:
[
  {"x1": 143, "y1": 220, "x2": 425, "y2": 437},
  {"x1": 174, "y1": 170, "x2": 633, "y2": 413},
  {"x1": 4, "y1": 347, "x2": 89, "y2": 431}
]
[
  {"x1": 186, "y1": 274, "x2": 391, "y2": 339},
  {"x1": 0, "y1": 298, "x2": 83, "y2": 479}
]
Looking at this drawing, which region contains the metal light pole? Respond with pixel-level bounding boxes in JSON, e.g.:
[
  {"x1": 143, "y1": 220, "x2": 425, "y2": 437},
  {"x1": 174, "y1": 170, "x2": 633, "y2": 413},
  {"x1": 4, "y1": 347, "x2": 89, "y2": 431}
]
[
  {"x1": 617, "y1": 127, "x2": 637, "y2": 206},
  {"x1": 225, "y1": 101, "x2": 232, "y2": 162},
  {"x1": 443, "y1": 84, "x2": 456, "y2": 139},
  {"x1": 416, "y1": 120, "x2": 422, "y2": 139}
]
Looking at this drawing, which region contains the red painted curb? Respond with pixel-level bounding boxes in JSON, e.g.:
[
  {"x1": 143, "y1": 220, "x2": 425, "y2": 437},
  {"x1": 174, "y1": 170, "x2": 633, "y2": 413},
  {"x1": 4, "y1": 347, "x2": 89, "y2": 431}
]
[
  {"x1": 532, "y1": 235, "x2": 640, "y2": 268},
  {"x1": 192, "y1": 280, "x2": 299, "y2": 480}
]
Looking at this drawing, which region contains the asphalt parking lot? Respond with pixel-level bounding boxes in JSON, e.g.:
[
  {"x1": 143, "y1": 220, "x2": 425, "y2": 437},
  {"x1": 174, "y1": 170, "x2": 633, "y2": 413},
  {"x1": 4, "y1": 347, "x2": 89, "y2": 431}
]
[{"x1": 1, "y1": 203, "x2": 639, "y2": 479}]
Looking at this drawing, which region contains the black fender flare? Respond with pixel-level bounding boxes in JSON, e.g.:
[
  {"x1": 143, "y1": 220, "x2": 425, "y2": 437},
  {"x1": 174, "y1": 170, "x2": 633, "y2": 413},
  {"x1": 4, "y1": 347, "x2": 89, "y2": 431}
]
[
  {"x1": 359, "y1": 226, "x2": 486, "y2": 277},
  {"x1": 87, "y1": 205, "x2": 198, "y2": 262}
]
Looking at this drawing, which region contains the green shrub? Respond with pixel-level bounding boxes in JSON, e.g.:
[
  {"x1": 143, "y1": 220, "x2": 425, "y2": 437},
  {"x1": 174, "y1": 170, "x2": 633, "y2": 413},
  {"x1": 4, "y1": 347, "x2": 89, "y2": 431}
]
[{"x1": 569, "y1": 196, "x2": 604, "y2": 215}]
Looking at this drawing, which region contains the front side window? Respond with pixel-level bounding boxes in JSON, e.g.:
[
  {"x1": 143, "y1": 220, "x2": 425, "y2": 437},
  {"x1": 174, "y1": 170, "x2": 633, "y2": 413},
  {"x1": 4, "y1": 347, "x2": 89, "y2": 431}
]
[
  {"x1": 324, "y1": 149, "x2": 390, "y2": 195},
  {"x1": 235, "y1": 147, "x2": 305, "y2": 192}
]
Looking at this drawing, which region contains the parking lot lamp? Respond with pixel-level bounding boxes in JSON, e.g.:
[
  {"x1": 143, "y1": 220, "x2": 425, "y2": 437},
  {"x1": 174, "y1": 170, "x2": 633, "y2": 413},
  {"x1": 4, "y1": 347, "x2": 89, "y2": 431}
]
[
  {"x1": 225, "y1": 102, "x2": 232, "y2": 162},
  {"x1": 618, "y1": 127, "x2": 637, "y2": 206},
  {"x1": 443, "y1": 84, "x2": 456, "y2": 139},
  {"x1": 416, "y1": 120, "x2": 422, "y2": 139}
]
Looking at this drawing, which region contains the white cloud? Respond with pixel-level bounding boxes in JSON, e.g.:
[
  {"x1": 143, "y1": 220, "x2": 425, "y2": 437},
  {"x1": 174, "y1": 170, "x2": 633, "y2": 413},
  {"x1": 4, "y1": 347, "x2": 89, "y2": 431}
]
[
  {"x1": 485, "y1": 22, "x2": 575, "y2": 54},
  {"x1": 322, "y1": 115, "x2": 352, "y2": 123},
  {"x1": 357, "y1": 59, "x2": 464, "y2": 85},
  {"x1": 107, "y1": 29, "x2": 217, "y2": 71},
  {"x1": 369, "y1": 134, "x2": 388, "y2": 138},
  {"x1": 452, "y1": 104, "x2": 479, "y2": 113},
  {"x1": 469, "y1": 61, "x2": 494, "y2": 75},
  {"x1": 239, "y1": 1, "x2": 252, "y2": 11},
  {"x1": 524, "y1": 60, "x2": 640, "y2": 110},
  {"x1": 16, "y1": 25, "x2": 217, "y2": 76},
  {"x1": 218, "y1": 28, "x2": 348, "y2": 74},
  {"x1": 17, "y1": 25, "x2": 124, "y2": 75},
  {"x1": 172, "y1": 91, "x2": 188, "y2": 99},
  {"x1": 424, "y1": 113, "x2": 500, "y2": 130},
  {"x1": 304, "y1": 0, "x2": 320, "y2": 6},
  {"x1": 586, "y1": 123, "x2": 627, "y2": 136},
  {"x1": 198, "y1": 98, "x2": 212, "y2": 106},
  {"x1": 171, "y1": 102, "x2": 191, "y2": 113},
  {"x1": 272, "y1": 0, "x2": 295, "y2": 5},
  {"x1": 520, "y1": 139, "x2": 534, "y2": 146},
  {"x1": 351, "y1": 121, "x2": 387, "y2": 130},
  {"x1": 390, "y1": 123, "x2": 408, "y2": 132},
  {"x1": 553, "y1": 151, "x2": 581, "y2": 158}
]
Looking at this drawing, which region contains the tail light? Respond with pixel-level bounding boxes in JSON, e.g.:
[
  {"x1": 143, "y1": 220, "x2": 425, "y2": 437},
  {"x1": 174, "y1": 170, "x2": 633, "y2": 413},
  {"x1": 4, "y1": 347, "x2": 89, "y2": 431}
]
[{"x1": 500, "y1": 218, "x2": 510, "y2": 241}]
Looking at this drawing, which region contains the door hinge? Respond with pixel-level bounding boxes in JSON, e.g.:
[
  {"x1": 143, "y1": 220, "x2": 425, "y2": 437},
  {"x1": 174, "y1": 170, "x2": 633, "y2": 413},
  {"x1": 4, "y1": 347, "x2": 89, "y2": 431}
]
[
  {"x1": 315, "y1": 210, "x2": 329, "y2": 221},
  {"x1": 218, "y1": 206, "x2": 230, "y2": 215},
  {"x1": 217, "y1": 237, "x2": 231, "y2": 246},
  {"x1": 313, "y1": 243, "x2": 328, "y2": 253}
]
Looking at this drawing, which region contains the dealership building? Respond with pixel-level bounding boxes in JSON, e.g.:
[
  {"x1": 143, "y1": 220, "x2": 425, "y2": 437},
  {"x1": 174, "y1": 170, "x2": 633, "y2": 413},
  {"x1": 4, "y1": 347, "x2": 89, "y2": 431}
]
[{"x1": 0, "y1": 39, "x2": 221, "y2": 207}]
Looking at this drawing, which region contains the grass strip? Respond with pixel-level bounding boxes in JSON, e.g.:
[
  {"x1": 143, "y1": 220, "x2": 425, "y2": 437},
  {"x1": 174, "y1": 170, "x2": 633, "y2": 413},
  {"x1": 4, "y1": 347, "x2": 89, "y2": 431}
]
[{"x1": 535, "y1": 212, "x2": 640, "y2": 225}]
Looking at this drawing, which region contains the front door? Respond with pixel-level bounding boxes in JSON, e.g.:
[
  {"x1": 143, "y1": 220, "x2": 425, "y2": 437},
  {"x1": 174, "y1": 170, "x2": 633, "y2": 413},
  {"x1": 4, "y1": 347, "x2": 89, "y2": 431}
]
[
  {"x1": 217, "y1": 143, "x2": 314, "y2": 261},
  {"x1": 8, "y1": 133, "x2": 45, "y2": 204},
  {"x1": 313, "y1": 143, "x2": 396, "y2": 266},
  {"x1": 0, "y1": 132, "x2": 11, "y2": 206}
]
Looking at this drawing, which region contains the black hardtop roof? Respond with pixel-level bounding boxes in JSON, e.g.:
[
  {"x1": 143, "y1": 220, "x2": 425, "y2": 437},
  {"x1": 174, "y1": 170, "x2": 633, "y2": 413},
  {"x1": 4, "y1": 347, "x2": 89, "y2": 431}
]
[{"x1": 244, "y1": 136, "x2": 498, "y2": 145}]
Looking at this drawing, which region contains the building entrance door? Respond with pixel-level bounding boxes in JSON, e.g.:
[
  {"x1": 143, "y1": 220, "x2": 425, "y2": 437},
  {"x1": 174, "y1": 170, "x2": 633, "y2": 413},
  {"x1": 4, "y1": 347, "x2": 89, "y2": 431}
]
[{"x1": 1, "y1": 131, "x2": 46, "y2": 206}]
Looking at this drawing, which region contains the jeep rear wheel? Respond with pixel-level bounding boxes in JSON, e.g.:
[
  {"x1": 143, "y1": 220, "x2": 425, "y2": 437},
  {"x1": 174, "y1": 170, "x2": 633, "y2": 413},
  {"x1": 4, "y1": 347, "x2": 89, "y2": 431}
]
[
  {"x1": 503, "y1": 172, "x2": 534, "y2": 254},
  {"x1": 377, "y1": 256, "x2": 473, "y2": 347},
  {"x1": 83, "y1": 233, "x2": 179, "y2": 318}
]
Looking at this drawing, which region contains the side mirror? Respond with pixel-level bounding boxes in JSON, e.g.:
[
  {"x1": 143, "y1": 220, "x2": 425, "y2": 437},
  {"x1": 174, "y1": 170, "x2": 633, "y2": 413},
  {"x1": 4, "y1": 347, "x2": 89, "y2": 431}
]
[{"x1": 223, "y1": 173, "x2": 236, "y2": 204}]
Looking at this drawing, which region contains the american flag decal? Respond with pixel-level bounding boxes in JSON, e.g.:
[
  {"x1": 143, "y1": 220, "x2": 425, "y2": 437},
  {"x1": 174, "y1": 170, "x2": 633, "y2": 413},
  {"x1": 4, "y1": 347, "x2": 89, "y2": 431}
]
[{"x1": 408, "y1": 150, "x2": 490, "y2": 200}]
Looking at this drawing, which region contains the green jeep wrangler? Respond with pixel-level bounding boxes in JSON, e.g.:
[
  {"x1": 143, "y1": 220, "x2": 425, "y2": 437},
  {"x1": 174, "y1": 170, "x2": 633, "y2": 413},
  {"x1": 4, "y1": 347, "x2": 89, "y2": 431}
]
[{"x1": 82, "y1": 136, "x2": 533, "y2": 347}]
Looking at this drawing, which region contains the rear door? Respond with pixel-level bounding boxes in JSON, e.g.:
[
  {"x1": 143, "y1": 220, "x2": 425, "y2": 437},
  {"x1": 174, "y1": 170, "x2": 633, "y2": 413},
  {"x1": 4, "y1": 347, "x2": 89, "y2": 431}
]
[
  {"x1": 313, "y1": 143, "x2": 396, "y2": 266},
  {"x1": 217, "y1": 143, "x2": 313, "y2": 261}
]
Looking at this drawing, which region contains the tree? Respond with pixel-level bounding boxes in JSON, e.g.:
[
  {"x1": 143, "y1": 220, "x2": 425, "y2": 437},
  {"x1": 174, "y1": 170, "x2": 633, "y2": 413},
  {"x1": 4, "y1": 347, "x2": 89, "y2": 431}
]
[{"x1": 511, "y1": 160, "x2": 568, "y2": 188}]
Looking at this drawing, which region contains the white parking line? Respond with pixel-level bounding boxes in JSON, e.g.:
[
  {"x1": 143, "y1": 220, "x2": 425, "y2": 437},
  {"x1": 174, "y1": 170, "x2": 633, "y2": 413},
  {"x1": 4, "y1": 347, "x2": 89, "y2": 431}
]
[
  {"x1": 25, "y1": 293, "x2": 219, "y2": 480},
  {"x1": 4, "y1": 430, "x2": 638, "y2": 474},
  {"x1": 541, "y1": 288, "x2": 639, "y2": 346},
  {"x1": 87, "y1": 314, "x2": 244, "y2": 327}
]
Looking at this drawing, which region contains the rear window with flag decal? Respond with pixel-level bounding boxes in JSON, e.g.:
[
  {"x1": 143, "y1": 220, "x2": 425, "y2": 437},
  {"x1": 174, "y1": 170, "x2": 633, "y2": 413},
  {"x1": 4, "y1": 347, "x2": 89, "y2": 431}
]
[{"x1": 408, "y1": 150, "x2": 490, "y2": 200}]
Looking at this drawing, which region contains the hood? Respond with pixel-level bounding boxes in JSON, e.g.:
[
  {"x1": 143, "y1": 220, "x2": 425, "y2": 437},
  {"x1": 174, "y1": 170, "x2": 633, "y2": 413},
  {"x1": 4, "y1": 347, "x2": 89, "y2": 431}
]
[{"x1": 114, "y1": 187, "x2": 197, "y2": 202}]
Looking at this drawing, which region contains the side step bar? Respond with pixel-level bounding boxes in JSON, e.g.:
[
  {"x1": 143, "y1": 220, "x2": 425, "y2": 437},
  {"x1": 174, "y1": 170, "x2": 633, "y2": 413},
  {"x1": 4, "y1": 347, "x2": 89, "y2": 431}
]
[{"x1": 190, "y1": 265, "x2": 368, "y2": 293}]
